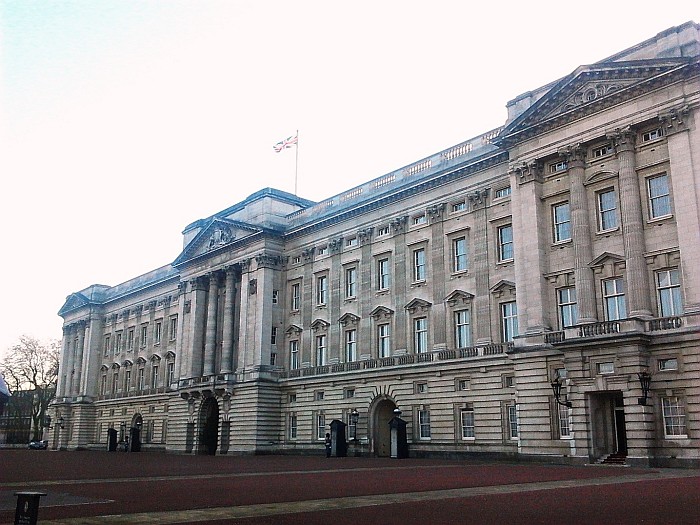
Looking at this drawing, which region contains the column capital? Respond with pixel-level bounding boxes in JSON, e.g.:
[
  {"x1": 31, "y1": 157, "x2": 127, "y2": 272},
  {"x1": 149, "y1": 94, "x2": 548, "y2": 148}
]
[
  {"x1": 557, "y1": 144, "x2": 586, "y2": 167},
  {"x1": 509, "y1": 161, "x2": 542, "y2": 184},
  {"x1": 659, "y1": 104, "x2": 691, "y2": 136},
  {"x1": 607, "y1": 126, "x2": 636, "y2": 153}
]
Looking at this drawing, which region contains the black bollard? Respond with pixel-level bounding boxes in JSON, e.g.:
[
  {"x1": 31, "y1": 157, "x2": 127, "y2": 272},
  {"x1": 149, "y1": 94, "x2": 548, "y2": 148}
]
[{"x1": 14, "y1": 492, "x2": 46, "y2": 525}]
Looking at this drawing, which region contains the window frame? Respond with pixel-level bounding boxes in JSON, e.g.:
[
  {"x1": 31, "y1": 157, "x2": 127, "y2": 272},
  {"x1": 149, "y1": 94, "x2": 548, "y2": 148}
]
[
  {"x1": 497, "y1": 224, "x2": 514, "y2": 262},
  {"x1": 501, "y1": 301, "x2": 518, "y2": 342},
  {"x1": 289, "y1": 339, "x2": 299, "y2": 370},
  {"x1": 418, "y1": 408, "x2": 431, "y2": 439},
  {"x1": 345, "y1": 328, "x2": 357, "y2": 362},
  {"x1": 378, "y1": 323, "x2": 391, "y2": 358},
  {"x1": 316, "y1": 275, "x2": 328, "y2": 306},
  {"x1": 597, "y1": 188, "x2": 619, "y2": 232},
  {"x1": 656, "y1": 269, "x2": 682, "y2": 317},
  {"x1": 552, "y1": 202, "x2": 571, "y2": 243},
  {"x1": 602, "y1": 277, "x2": 626, "y2": 321},
  {"x1": 452, "y1": 236, "x2": 468, "y2": 273},
  {"x1": 557, "y1": 287, "x2": 578, "y2": 328},
  {"x1": 345, "y1": 266, "x2": 357, "y2": 299},
  {"x1": 661, "y1": 396, "x2": 687, "y2": 438},
  {"x1": 647, "y1": 174, "x2": 672, "y2": 219},
  {"x1": 412, "y1": 247, "x2": 426, "y2": 282},
  {"x1": 454, "y1": 310, "x2": 471, "y2": 349},
  {"x1": 315, "y1": 334, "x2": 327, "y2": 366},
  {"x1": 460, "y1": 406, "x2": 475, "y2": 439},
  {"x1": 413, "y1": 317, "x2": 428, "y2": 354},
  {"x1": 377, "y1": 257, "x2": 390, "y2": 290}
]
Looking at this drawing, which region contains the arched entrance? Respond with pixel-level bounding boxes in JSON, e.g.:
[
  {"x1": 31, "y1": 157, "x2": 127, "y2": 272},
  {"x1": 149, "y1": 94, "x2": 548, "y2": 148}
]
[
  {"x1": 370, "y1": 396, "x2": 398, "y2": 457},
  {"x1": 198, "y1": 397, "x2": 219, "y2": 455}
]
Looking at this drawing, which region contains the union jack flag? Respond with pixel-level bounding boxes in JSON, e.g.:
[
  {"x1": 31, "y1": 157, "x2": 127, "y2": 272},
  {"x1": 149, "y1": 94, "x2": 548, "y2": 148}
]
[{"x1": 273, "y1": 133, "x2": 298, "y2": 152}]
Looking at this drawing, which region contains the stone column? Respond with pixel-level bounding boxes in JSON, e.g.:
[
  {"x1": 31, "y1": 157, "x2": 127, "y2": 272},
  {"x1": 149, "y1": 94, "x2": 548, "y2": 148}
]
[
  {"x1": 427, "y1": 204, "x2": 447, "y2": 350},
  {"x1": 510, "y1": 161, "x2": 551, "y2": 336},
  {"x1": 220, "y1": 267, "x2": 236, "y2": 373},
  {"x1": 562, "y1": 144, "x2": 596, "y2": 323},
  {"x1": 609, "y1": 129, "x2": 652, "y2": 317},
  {"x1": 58, "y1": 325, "x2": 72, "y2": 397},
  {"x1": 469, "y1": 190, "x2": 492, "y2": 344},
  {"x1": 188, "y1": 277, "x2": 208, "y2": 377},
  {"x1": 73, "y1": 321, "x2": 86, "y2": 395},
  {"x1": 203, "y1": 272, "x2": 219, "y2": 376},
  {"x1": 390, "y1": 216, "x2": 408, "y2": 353},
  {"x1": 661, "y1": 106, "x2": 700, "y2": 313}
]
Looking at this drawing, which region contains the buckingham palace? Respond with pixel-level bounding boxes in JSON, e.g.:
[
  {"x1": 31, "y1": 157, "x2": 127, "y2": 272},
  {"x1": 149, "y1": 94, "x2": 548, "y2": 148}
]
[{"x1": 53, "y1": 21, "x2": 700, "y2": 467}]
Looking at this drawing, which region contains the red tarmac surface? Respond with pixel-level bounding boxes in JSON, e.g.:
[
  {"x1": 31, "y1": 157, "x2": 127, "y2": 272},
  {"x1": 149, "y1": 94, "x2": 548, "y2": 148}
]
[{"x1": 0, "y1": 450, "x2": 698, "y2": 524}]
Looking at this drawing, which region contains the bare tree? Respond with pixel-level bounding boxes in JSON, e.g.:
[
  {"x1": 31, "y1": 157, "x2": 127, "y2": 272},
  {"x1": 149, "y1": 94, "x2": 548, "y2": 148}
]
[{"x1": 1, "y1": 336, "x2": 60, "y2": 440}]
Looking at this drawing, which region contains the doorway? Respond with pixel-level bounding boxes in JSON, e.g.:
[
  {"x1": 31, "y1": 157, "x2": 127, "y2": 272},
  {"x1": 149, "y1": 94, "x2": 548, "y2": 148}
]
[
  {"x1": 371, "y1": 397, "x2": 397, "y2": 457},
  {"x1": 590, "y1": 391, "x2": 627, "y2": 459},
  {"x1": 198, "y1": 397, "x2": 219, "y2": 455}
]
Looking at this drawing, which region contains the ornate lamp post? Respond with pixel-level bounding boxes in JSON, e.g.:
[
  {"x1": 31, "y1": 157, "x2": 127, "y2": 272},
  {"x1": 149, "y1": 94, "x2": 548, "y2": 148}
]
[
  {"x1": 551, "y1": 375, "x2": 572, "y2": 408},
  {"x1": 637, "y1": 371, "x2": 652, "y2": 406}
]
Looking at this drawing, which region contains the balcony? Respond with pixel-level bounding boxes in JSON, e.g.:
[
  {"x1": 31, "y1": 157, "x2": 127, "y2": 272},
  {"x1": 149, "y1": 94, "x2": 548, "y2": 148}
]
[
  {"x1": 528, "y1": 316, "x2": 688, "y2": 347},
  {"x1": 279, "y1": 342, "x2": 512, "y2": 380}
]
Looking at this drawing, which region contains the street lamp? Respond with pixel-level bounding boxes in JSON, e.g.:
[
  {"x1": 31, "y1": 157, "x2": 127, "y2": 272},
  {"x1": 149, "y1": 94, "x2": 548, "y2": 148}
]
[
  {"x1": 551, "y1": 375, "x2": 572, "y2": 408},
  {"x1": 393, "y1": 408, "x2": 402, "y2": 417},
  {"x1": 350, "y1": 409, "x2": 359, "y2": 441},
  {"x1": 637, "y1": 371, "x2": 652, "y2": 406}
]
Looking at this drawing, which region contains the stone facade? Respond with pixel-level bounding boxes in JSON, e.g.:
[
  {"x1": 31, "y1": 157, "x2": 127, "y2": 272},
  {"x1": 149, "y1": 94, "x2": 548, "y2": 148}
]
[{"x1": 53, "y1": 22, "x2": 700, "y2": 467}]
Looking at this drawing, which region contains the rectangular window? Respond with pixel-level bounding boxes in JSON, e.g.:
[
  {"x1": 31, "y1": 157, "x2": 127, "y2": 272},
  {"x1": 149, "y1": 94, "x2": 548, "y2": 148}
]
[
  {"x1": 452, "y1": 201, "x2": 466, "y2": 212},
  {"x1": 124, "y1": 369, "x2": 131, "y2": 392},
  {"x1": 418, "y1": 409, "x2": 431, "y2": 439},
  {"x1": 100, "y1": 374, "x2": 107, "y2": 395},
  {"x1": 151, "y1": 365, "x2": 159, "y2": 389},
  {"x1": 104, "y1": 335, "x2": 111, "y2": 357},
  {"x1": 377, "y1": 258, "x2": 390, "y2": 290},
  {"x1": 169, "y1": 317, "x2": 177, "y2": 341},
  {"x1": 501, "y1": 301, "x2": 518, "y2": 342},
  {"x1": 597, "y1": 189, "x2": 618, "y2": 231},
  {"x1": 291, "y1": 282, "x2": 301, "y2": 310},
  {"x1": 345, "y1": 388, "x2": 355, "y2": 399},
  {"x1": 549, "y1": 161, "x2": 567, "y2": 173},
  {"x1": 597, "y1": 362, "x2": 614, "y2": 375},
  {"x1": 140, "y1": 325, "x2": 148, "y2": 347},
  {"x1": 658, "y1": 358, "x2": 678, "y2": 371},
  {"x1": 413, "y1": 248, "x2": 426, "y2": 281},
  {"x1": 289, "y1": 340, "x2": 299, "y2": 370},
  {"x1": 346, "y1": 237, "x2": 358, "y2": 248},
  {"x1": 116, "y1": 332, "x2": 122, "y2": 353},
  {"x1": 656, "y1": 269, "x2": 682, "y2": 316},
  {"x1": 378, "y1": 323, "x2": 391, "y2": 358},
  {"x1": 662, "y1": 397, "x2": 687, "y2": 437},
  {"x1": 457, "y1": 379, "x2": 470, "y2": 391},
  {"x1": 154, "y1": 321, "x2": 162, "y2": 345},
  {"x1": 494, "y1": 186, "x2": 511, "y2": 198},
  {"x1": 127, "y1": 328, "x2": 135, "y2": 351},
  {"x1": 317, "y1": 246, "x2": 327, "y2": 256},
  {"x1": 460, "y1": 407, "x2": 475, "y2": 439},
  {"x1": 315, "y1": 391, "x2": 324, "y2": 401},
  {"x1": 558, "y1": 287, "x2": 578, "y2": 328},
  {"x1": 317, "y1": 413, "x2": 326, "y2": 440},
  {"x1": 112, "y1": 371, "x2": 119, "y2": 394},
  {"x1": 603, "y1": 278, "x2": 626, "y2": 321},
  {"x1": 167, "y1": 362, "x2": 175, "y2": 385},
  {"x1": 270, "y1": 352, "x2": 276, "y2": 366},
  {"x1": 455, "y1": 310, "x2": 471, "y2": 349},
  {"x1": 453, "y1": 237, "x2": 468, "y2": 272},
  {"x1": 316, "y1": 275, "x2": 328, "y2": 305},
  {"x1": 345, "y1": 329, "x2": 357, "y2": 362},
  {"x1": 377, "y1": 225, "x2": 390, "y2": 237},
  {"x1": 497, "y1": 225, "x2": 514, "y2": 262},
  {"x1": 272, "y1": 290, "x2": 279, "y2": 304},
  {"x1": 642, "y1": 128, "x2": 663, "y2": 142},
  {"x1": 316, "y1": 334, "x2": 327, "y2": 366},
  {"x1": 289, "y1": 414, "x2": 298, "y2": 439},
  {"x1": 558, "y1": 403, "x2": 571, "y2": 438},
  {"x1": 416, "y1": 382, "x2": 427, "y2": 394},
  {"x1": 292, "y1": 255, "x2": 301, "y2": 264},
  {"x1": 345, "y1": 267, "x2": 357, "y2": 298},
  {"x1": 414, "y1": 317, "x2": 428, "y2": 353},
  {"x1": 137, "y1": 367, "x2": 145, "y2": 389},
  {"x1": 647, "y1": 174, "x2": 671, "y2": 218},
  {"x1": 508, "y1": 404, "x2": 519, "y2": 439},
  {"x1": 347, "y1": 411, "x2": 357, "y2": 440},
  {"x1": 413, "y1": 214, "x2": 427, "y2": 225},
  {"x1": 553, "y1": 202, "x2": 571, "y2": 242},
  {"x1": 271, "y1": 327, "x2": 278, "y2": 345},
  {"x1": 592, "y1": 143, "x2": 613, "y2": 158}
]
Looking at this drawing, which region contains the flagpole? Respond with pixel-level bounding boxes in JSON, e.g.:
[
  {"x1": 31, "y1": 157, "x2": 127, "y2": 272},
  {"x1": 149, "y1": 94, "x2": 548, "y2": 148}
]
[{"x1": 294, "y1": 129, "x2": 299, "y2": 196}]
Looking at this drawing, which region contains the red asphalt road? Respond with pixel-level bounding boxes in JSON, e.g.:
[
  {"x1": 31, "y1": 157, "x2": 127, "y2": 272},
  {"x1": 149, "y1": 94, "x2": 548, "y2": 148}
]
[{"x1": 1, "y1": 451, "x2": 698, "y2": 524}]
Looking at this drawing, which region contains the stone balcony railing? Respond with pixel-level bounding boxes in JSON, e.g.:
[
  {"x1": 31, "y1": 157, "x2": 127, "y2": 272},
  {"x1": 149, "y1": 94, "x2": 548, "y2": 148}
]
[
  {"x1": 279, "y1": 342, "x2": 513, "y2": 380},
  {"x1": 528, "y1": 315, "x2": 691, "y2": 347}
]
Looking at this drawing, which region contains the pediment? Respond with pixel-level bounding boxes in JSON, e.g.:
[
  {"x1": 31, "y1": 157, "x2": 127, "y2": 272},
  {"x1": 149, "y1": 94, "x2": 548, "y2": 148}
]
[
  {"x1": 404, "y1": 298, "x2": 432, "y2": 313},
  {"x1": 311, "y1": 319, "x2": 330, "y2": 331},
  {"x1": 370, "y1": 306, "x2": 394, "y2": 319},
  {"x1": 174, "y1": 218, "x2": 262, "y2": 266},
  {"x1": 338, "y1": 313, "x2": 360, "y2": 326},
  {"x1": 490, "y1": 280, "x2": 516, "y2": 294},
  {"x1": 444, "y1": 290, "x2": 474, "y2": 306},
  {"x1": 58, "y1": 292, "x2": 91, "y2": 316},
  {"x1": 499, "y1": 58, "x2": 692, "y2": 145},
  {"x1": 590, "y1": 252, "x2": 625, "y2": 267},
  {"x1": 285, "y1": 324, "x2": 303, "y2": 335}
]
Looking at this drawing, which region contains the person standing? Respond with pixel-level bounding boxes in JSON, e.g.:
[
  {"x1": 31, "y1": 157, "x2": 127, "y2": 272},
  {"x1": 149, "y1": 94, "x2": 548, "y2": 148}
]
[{"x1": 324, "y1": 433, "x2": 331, "y2": 458}]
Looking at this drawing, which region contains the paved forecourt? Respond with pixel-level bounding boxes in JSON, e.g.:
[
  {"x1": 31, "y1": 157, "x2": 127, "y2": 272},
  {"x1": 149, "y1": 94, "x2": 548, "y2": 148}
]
[{"x1": 0, "y1": 451, "x2": 698, "y2": 524}]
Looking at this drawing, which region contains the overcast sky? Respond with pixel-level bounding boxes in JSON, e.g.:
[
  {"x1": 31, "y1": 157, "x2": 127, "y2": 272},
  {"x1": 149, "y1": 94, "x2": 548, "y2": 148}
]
[{"x1": 0, "y1": 1, "x2": 698, "y2": 358}]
